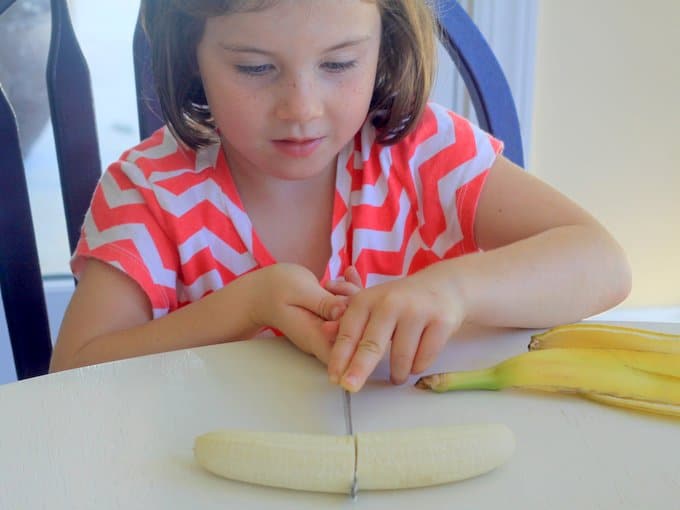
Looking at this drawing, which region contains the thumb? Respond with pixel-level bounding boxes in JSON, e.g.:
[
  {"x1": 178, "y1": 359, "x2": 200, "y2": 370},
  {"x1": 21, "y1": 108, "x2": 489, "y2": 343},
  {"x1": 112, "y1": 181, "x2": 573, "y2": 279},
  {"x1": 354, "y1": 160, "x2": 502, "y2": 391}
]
[
  {"x1": 291, "y1": 279, "x2": 348, "y2": 321},
  {"x1": 317, "y1": 294, "x2": 348, "y2": 321}
]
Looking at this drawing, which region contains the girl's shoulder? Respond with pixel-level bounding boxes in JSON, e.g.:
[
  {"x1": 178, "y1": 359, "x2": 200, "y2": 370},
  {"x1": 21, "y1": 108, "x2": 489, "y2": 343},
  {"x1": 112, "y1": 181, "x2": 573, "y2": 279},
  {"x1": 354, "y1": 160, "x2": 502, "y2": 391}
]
[
  {"x1": 395, "y1": 102, "x2": 500, "y2": 154},
  {"x1": 107, "y1": 126, "x2": 220, "y2": 195},
  {"x1": 357, "y1": 102, "x2": 503, "y2": 174},
  {"x1": 112, "y1": 126, "x2": 218, "y2": 182}
]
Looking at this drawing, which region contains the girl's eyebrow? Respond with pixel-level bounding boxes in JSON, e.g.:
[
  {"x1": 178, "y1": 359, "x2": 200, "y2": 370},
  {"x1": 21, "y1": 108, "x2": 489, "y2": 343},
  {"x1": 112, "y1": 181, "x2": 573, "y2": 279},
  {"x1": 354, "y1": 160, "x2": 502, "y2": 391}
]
[{"x1": 219, "y1": 36, "x2": 372, "y2": 55}]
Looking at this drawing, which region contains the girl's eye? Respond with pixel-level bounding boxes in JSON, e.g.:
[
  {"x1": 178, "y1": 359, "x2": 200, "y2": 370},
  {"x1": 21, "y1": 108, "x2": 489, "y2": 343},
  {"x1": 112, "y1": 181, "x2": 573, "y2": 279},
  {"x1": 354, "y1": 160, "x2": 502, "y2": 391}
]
[
  {"x1": 321, "y1": 60, "x2": 358, "y2": 73},
  {"x1": 235, "y1": 64, "x2": 274, "y2": 76}
]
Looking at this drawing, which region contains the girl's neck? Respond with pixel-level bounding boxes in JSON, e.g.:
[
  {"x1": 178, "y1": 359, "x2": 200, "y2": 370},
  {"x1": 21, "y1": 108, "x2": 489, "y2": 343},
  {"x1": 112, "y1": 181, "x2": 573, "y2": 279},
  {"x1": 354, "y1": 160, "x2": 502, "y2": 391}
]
[
  {"x1": 224, "y1": 150, "x2": 337, "y2": 279},
  {"x1": 226, "y1": 154, "x2": 337, "y2": 207}
]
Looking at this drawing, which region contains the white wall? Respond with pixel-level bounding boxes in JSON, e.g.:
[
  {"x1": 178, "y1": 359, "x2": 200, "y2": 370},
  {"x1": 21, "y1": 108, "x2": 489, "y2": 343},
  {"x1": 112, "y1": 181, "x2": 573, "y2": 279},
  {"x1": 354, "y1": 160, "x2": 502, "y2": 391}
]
[{"x1": 530, "y1": 0, "x2": 680, "y2": 309}]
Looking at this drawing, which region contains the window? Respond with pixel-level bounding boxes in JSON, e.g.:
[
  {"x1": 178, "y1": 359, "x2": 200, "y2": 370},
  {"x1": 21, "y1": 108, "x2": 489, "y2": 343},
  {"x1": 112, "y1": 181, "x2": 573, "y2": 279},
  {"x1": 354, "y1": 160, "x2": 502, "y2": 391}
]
[
  {"x1": 0, "y1": 0, "x2": 141, "y2": 382},
  {"x1": 3, "y1": 0, "x2": 141, "y2": 277}
]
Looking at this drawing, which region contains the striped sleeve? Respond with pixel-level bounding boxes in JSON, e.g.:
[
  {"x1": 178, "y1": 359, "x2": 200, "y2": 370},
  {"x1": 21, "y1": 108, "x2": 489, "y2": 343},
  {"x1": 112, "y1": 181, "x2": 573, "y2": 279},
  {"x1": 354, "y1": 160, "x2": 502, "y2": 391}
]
[
  {"x1": 409, "y1": 103, "x2": 503, "y2": 258},
  {"x1": 71, "y1": 153, "x2": 180, "y2": 319}
]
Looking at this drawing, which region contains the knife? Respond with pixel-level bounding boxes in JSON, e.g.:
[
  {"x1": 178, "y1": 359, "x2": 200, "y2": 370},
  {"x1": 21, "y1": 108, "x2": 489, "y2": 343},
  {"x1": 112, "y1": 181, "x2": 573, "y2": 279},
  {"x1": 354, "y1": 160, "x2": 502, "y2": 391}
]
[{"x1": 343, "y1": 389, "x2": 358, "y2": 500}]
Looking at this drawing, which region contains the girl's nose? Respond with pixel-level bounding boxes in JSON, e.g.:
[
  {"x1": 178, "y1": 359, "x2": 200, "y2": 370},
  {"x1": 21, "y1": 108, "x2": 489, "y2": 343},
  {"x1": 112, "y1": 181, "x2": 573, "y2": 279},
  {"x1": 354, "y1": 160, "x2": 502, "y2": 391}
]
[{"x1": 275, "y1": 73, "x2": 323, "y2": 122}]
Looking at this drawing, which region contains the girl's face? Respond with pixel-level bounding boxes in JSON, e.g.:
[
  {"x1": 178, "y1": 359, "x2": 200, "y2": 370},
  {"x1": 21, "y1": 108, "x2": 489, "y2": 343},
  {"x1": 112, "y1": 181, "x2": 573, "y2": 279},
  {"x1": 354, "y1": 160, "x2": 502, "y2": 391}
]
[{"x1": 196, "y1": 0, "x2": 381, "y2": 183}]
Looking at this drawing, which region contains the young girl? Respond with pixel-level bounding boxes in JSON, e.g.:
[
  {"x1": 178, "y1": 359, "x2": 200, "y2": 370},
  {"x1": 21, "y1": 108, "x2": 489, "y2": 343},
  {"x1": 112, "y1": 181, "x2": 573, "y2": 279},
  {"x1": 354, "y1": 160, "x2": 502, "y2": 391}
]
[{"x1": 50, "y1": 0, "x2": 631, "y2": 393}]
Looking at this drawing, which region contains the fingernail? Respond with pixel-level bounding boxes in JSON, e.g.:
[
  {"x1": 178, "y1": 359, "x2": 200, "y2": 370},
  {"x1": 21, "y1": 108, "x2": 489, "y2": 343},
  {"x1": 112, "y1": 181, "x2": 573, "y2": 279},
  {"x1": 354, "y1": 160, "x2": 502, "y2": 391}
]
[
  {"x1": 329, "y1": 373, "x2": 339, "y2": 385},
  {"x1": 390, "y1": 375, "x2": 406, "y2": 386},
  {"x1": 341, "y1": 374, "x2": 358, "y2": 392}
]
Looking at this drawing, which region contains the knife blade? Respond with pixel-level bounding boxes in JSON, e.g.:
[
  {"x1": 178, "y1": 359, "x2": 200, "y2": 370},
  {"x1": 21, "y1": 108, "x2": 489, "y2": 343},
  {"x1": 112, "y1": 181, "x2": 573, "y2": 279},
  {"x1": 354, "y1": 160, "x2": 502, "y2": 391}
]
[{"x1": 343, "y1": 389, "x2": 358, "y2": 499}]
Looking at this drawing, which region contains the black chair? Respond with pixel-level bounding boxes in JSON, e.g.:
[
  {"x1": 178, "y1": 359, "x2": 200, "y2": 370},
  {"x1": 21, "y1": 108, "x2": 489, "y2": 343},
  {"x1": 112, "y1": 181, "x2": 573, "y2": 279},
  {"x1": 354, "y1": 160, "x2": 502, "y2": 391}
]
[{"x1": 0, "y1": 0, "x2": 522, "y2": 380}]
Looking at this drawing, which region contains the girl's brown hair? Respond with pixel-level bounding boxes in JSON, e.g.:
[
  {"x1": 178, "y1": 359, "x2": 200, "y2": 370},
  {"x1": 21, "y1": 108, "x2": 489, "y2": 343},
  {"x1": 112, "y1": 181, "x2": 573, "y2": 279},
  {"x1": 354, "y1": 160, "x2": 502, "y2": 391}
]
[{"x1": 141, "y1": 0, "x2": 437, "y2": 149}]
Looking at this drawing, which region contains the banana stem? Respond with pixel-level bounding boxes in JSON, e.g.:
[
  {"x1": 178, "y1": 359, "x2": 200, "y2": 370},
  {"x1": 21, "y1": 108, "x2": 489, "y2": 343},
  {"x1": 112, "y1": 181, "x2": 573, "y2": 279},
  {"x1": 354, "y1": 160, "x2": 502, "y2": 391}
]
[{"x1": 416, "y1": 368, "x2": 502, "y2": 393}]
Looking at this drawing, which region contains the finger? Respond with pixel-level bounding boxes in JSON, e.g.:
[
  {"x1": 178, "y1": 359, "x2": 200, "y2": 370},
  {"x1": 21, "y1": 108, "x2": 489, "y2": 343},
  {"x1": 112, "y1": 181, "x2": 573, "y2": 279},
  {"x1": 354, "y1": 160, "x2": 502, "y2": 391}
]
[
  {"x1": 325, "y1": 279, "x2": 361, "y2": 297},
  {"x1": 344, "y1": 266, "x2": 363, "y2": 288},
  {"x1": 290, "y1": 281, "x2": 348, "y2": 322},
  {"x1": 280, "y1": 305, "x2": 335, "y2": 364},
  {"x1": 321, "y1": 320, "x2": 340, "y2": 339},
  {"x1": 327, "y1": 302, "x2": 370, "y2": 385},
  {"x1": 339, "y1": 307, "x2": 396, "y2": 392},
  {"x1": 389, "y1": 317, "x2": 426, "y2": 385},
  {"x1": 411, "y1": 320, "x2": 453, "y2": 374}
]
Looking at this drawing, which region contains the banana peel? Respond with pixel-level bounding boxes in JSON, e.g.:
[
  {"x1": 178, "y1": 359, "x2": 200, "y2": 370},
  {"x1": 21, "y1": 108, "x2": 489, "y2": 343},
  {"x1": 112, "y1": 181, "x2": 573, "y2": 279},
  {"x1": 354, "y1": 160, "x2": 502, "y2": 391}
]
[
  {"x1": 584, "y1": 393, "x2": 680, "y2": 418},
  {"x1": 529, "y1": 323, "x2": 680, "y2": 417},
  {"x1": 529, "y1": 322, "x2": 680, "y2": 354},
  {"x1": 417, "y1": 323, "x2": 680, "y2": 418}
]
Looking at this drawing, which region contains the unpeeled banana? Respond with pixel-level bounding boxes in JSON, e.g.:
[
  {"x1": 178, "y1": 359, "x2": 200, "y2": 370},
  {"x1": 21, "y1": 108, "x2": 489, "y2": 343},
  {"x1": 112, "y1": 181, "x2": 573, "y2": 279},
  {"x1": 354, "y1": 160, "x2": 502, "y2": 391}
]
[
  {"x1": 417, "y1": 323, "x2": 680, "y2": 418},
  {"x1": 194, "y1": 424, "x2": 515, "y2": 494}
]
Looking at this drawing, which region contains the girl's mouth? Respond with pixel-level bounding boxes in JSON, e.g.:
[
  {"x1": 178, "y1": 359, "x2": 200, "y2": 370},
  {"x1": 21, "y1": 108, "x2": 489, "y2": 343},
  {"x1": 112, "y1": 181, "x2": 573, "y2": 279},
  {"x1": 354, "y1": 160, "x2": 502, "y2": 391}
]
[{"x1": 271, "y1": 137, "x2": 324, "y2": 157}]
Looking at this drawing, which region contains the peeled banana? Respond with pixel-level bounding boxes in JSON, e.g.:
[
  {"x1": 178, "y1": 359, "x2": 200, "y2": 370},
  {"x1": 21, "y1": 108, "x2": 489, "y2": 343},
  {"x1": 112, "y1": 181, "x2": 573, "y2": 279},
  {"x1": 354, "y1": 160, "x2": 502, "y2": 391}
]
[
  {"x1": 416, "y1": 348, "x2": 680, "y2": 407},
  {"x1": 529, "y1": 322, "x2": 680, "y2": 354},
  {"x1": 194, "y1": 424, "x2": 515, "y2": 493}
]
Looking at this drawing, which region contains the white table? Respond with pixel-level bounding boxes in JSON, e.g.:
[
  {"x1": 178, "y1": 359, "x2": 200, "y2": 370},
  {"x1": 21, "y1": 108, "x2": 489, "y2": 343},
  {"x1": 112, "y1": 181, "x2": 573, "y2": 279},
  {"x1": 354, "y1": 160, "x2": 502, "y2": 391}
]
[{"x1": 1, "y1": 322, "x2": 678, "y2": 509}]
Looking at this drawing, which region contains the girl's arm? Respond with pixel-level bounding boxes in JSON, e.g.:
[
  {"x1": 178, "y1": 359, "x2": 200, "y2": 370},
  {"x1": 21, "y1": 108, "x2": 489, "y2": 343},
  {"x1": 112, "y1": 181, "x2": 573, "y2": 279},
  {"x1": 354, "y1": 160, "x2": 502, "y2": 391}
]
[
  {"x1": 50, "y1": 259, "x2": 346, "y2": 372},
  {"x1": 328, "y1": 155, "x2": 631, "y2": 391},
  {"x1": 453, "y1": 154, "x2": 631, "y2": 325}
]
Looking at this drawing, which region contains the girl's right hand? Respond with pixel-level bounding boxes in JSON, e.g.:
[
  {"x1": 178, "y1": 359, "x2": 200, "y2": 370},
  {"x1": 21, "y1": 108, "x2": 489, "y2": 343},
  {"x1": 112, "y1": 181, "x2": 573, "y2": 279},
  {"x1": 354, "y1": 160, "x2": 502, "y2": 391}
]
[{"x1": 248, "y1": 263, "x2": 349, "y2": 364}]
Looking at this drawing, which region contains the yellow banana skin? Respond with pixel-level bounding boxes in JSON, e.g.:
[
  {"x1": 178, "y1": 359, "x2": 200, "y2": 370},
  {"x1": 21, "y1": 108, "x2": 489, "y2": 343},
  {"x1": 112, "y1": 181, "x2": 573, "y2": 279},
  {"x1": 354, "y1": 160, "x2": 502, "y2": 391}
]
[
  {"x1": 584, "y1": 393, "x2": 680, "y2": 418},
  {"x1": 529, "y1": 323, "x2": 680, "y2": 354},
  {"x1": 416, "y1": 348, "x2": 680, "y2": 407},
  {"x1": 527, "y1": 324, "x2": 680, "y2": 416}
]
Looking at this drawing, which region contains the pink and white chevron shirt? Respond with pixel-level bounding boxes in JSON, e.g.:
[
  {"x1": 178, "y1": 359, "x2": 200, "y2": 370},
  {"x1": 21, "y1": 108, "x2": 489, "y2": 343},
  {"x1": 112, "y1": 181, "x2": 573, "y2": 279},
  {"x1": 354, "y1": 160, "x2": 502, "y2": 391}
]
[{"x1": 72, "y1": 103, "x2": 503, "y2": 322}]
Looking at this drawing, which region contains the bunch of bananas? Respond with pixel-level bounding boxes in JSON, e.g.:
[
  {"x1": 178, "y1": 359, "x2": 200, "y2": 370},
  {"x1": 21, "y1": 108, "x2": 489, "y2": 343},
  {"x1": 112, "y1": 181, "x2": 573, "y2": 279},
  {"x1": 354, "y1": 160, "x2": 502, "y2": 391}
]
[{"x1": 416, "y1": 323, "x2": 680, "y2": 418}]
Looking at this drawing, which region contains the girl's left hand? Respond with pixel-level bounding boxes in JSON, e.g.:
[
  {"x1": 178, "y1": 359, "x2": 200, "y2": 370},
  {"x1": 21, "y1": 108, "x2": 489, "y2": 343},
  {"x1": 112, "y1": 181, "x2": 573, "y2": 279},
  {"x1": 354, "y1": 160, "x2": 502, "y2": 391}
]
[
  {"x1": 320, "y1": 265, "x2": 363, "y2": 339},
  {"x1": 325, "y1": 266, "x2": 363, "y2": 298},
  {"x1": 327, "y1": 266, "x2": 466, "y2": 392}
]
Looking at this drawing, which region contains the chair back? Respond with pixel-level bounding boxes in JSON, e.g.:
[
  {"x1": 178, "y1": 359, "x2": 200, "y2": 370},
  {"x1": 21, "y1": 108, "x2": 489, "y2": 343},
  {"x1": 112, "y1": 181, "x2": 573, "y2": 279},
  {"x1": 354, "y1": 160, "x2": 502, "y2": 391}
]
[
  {"x1": 437, "y1": 3, "x2": 524, "y2": 166},
  {"x1": 0, "y1": 0, "x2": 53, "y2": 379},
  {"x1": 133, "y1": 11, "x2": 163, "y2": 140},
  {"x1": 0, "y1": 0, "x2": 522, "y2": 380}
]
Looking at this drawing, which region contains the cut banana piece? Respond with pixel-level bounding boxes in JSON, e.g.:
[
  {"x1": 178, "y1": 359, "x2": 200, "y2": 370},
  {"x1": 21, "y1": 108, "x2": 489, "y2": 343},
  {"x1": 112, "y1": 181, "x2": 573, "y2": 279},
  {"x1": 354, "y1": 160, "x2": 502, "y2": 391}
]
[
  {"x1": 194, "y1": 424, "x2": 515, "y2": 493},
  {"x1": 194, "y1": 430, "x2": 354, "y2": 494},
  {"x1": 356, "y1": 424, "x2": 515, "y2": 490}
]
